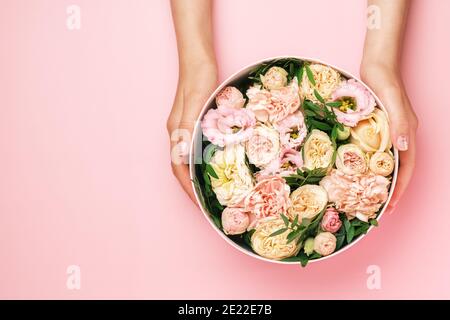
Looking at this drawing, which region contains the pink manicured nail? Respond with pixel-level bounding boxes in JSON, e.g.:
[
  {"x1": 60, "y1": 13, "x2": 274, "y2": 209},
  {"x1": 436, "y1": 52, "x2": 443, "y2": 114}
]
[{"x1": 397, "y1": 135, "x2": 409, "y2": 151}]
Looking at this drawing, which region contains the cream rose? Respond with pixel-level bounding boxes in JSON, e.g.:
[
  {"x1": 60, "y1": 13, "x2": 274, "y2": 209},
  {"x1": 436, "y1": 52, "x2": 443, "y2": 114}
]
[
  {"x1": 350, "y1": 108, "x2": 392, "y2": 152},
  {"x1": 251, "y1": 217, "x2": 301, "y2": 260},
  {"x1": 302, "y1": 129, "x2": 334, "y2": 170},
  {"x1": 369, "y1": 152, "x2": 394, "y2": 176},
  {"x1": 335, "y1": 144, "x2": 367, "y2": 175},
  {"x1": 246, "y1": 124, "x2": 280, "y2": 168},
  {"x1": 288, "y1": 184, "x2": 328, "y2": 221},
  {"x1": 313, "y1": 232, "x2": 337, "y2": 256},
  {"x1": 300, "y1": 63, "x2": 342, "y2": 102},
  {"x1": 209, "y1": 144, "x2": 254, "y2": 206},
  {"x1": 260, "y1": 66, "x2": 288, "y2": 90}
]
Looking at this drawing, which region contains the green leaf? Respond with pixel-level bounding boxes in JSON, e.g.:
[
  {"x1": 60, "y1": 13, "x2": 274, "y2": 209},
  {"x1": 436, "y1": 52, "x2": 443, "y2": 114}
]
[
  {"x1": 370, "y1": 219, "x2": 379, "y2": 227},
  {"x1": 336, "y1": 234, "x2": 345, "y2": 250},
  {"x1": 292, "y1": 214, "x2": 299, "y2": 227},
  {"x1": 354, "y1": 224, "x2": 371, "y2": 237},
  {"x1": 326, "y1": 101, "x2": 342, "y2": 108},
  {"x1": 205, "y1": 164, "x2": 218, "y2": 179},
  {"x1": 303, "y1": 100, "x2": 321, "y2": 112},
  {"x1": 309, "y1": 252, "x2": 322, "y2": 259},
  {"x1": 211, "y1": 214, "x2": 222, "y2": 229},
  {"x1": 269, "y1": 228, "x2": 288, "y2": 237},
  {"x1": 314, "y1": 89, "x2": 325, "y2": 103},
  {"x1": 298, "y1": 252, "x2": 309, "y2": 267},
  {"x1": 297, "y1": 66, "x2": 304, "y2": 84},
  {"x1": 308, "y1": 119, "x2": 333, "y2": 131},
  {"x1": 346, "y1": 226, "x2": 355, "y2": 243},
  {"x1": 281, "y1": 214, "x2": 290, "y2": 227},
  {"x1": 343, "y1": 217, "x2": 351, "y2": 233},
  {"x1": 305, "y1": 64, "x2": 316, "y2": 86},
  {"x1": 331, "y1": 125, "x2": 338, "y2": 142},
  {"x1": 304, "y1": 109, "x2": 317, "y2": 117},
  {"x1": 244, "y1": 229, "x2": 255, "y2": 247},
  {"x1": 281, "y1": 256, "x2": 302, "y2": 262},
  {"x1": 286, "y1": 229, "x2": 301, "y2": 244}
]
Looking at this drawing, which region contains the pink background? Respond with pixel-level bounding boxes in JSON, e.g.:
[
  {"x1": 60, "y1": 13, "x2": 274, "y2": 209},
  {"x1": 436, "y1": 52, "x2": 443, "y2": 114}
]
[{"x1": 1, "y1": 0, "x2": 449, "y2": 299}]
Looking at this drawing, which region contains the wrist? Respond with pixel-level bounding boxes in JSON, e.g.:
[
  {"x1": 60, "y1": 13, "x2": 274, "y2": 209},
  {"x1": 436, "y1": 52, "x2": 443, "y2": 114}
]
[{"x1": 179, "y1": 57, "x2": 217, "y2": 82}]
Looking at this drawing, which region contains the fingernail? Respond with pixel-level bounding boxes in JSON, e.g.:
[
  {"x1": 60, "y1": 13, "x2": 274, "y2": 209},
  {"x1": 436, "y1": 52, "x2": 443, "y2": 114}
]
[{"x1": 397, "y1": 135, "x2": 409, "y2": 151}]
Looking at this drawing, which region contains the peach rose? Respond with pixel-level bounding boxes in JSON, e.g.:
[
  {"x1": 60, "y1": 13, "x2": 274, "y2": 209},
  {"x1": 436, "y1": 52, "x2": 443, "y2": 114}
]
[
  {"x1": 288, "y1": 184, "x2": 328, "y2": 221},
  {"x1": 244, "y1": 176, "x2": 290, "y2": 229},
  {"x1": 221, "y1": 207, "x2": 250, "y2": 235},
  {"x1": 201, "y1": 105, "x2": 256, "y2": 147},
  {"x1": 216, "y1": 86, "x2": 246, "y2": 109},
  {"x1": 245, "y1": 125, "x2": 280, "y2": 168},
  {"x1": 331, "y1": 79, "x2": 376, "y2": 127},
  {"x1": 321, "y1": 207, "x2": 342, "y2": 233},
  {"x1": 350, "y1": 108, "x2": 392, "y2": 152},
  {"x1": 369, "y1": 152, "x2": 394, "y2": 176},
  {"x1": 313, "y1": 232, "x2": 337, "y2": 256},
  {"x1": 246, "y1": 78, "x2": 300, "y2": 123},
  {"x1": 320, "y1": 169, "x2": 390, "y2": 222},
  {"x1": 335, "y1": 144, "x2": 368, "y2": 175},
  {"x1": 274, "y1": 111, "x2": 308, "y2": 149},
  {"x1": 260, "y1": 66, "x2": 288, "y2": 90}
]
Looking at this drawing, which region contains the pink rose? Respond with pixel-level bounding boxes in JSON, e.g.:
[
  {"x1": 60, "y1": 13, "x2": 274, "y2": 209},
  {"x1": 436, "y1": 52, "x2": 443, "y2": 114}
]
[
  {"x1": 216, "y1": 86, "x2": 246, "y2": 109},
  {"x1": 244, "y1": 176, "x2": 291, "y2": 229},
  {"x1": 320, "y1": 169, "x2": 390, "y2": 222},
  {"x1": 221, "y1": 207, "x2": 250, "y2": 235},
  {"x1": 274, "y1": 111, "x2": 308, "y2": 149},
  {"x1": 313, "y1": 232, "x2": 337, "y2": 256},
  {"x1": 321, "y1": 207, "x2": 342, "y2": 233},
  {"x1": 331, "y1": 79, "x2": 376, "y2": 127},
  {"x1": 256, "y1": 148, "x2": 303, "y2": 180},
  {"x1": 201, "y1": 106, "x2": 256, "y2": 147},
  {"x1": 246, "y1": 78, "x2": 300, "y2": 123},
  {"x1": 245, "y1": 125, "x2": 280, "y2": 168}
]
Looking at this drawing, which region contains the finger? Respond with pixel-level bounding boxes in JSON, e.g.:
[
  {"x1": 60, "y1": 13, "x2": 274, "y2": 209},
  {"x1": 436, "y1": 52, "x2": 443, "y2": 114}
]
[
  {"x1": 171, "y1": 163, "x2": 198, "y2": 205},
  {"x1": 380, "y1": 86, "x2": 411, "y2": 151},
  {"x1": 389, "y1": 132, "x2": 416, "y2": 207}
]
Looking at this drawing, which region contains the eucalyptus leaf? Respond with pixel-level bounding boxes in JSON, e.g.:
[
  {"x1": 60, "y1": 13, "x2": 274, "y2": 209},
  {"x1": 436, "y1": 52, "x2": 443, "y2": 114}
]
[
  {"x1": 305, "y1": 64, "x2": 316, "y2": 86},
  {"x1": 269, "y1": 228, "x2": 288, "y2": 237},
  {"x1": 281, "y1": 214, "x2": 290, "y2": 227}
]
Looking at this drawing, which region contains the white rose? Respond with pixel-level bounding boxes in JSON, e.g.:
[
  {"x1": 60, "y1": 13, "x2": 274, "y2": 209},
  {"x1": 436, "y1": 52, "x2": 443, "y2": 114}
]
[
  {"x1": 209, "y1": 144, "x2": 254, "y2": 206},
  {"x1": 251, "y1": 217, "x2": 301, "y2": 260},
  {"x1": 260, "y1": 66, "x2": 288, "y2": 90},
  {"x1": 313, "y1": 232, "x2": 337, "y2": 256}
]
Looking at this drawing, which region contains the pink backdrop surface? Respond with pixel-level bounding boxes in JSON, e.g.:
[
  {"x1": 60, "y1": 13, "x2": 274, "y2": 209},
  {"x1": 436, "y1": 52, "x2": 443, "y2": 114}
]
[{"x1": 0, "y1": 0, "x2": 449, "y2": 299}]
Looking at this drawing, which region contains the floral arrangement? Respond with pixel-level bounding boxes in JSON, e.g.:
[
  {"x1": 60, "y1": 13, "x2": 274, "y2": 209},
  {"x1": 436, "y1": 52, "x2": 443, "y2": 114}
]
[{"x1": 193, "y1": 58, "x2": 396, "y2": 266}]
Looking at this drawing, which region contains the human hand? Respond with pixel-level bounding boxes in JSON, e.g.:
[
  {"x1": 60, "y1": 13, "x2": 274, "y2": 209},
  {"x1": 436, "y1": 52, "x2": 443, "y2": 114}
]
[
  {"x1": 361, "y1": 63, "x2": 418, "y2": 209},
  {"x1": 167, "y1": 62, "x2": 218, "y2": 203}
]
